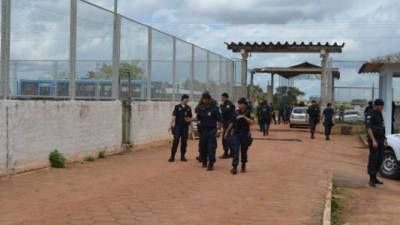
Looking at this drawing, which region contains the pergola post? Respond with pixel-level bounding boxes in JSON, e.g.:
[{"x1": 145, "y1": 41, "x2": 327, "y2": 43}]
[
  {"x1": 267, "y1": 73, "x2": 274, "y2": 104},
  {"x1": 249, "y1": 71, "x2": 254, "y2": 100},
  {"x1": 379, "y1": 69, "x2": 393, "y2": 134},
  {"x1": 320, "y1": 49, "x2": 329, "y2": 108},
  {"x1": 240, "y1": 49, "x2": 249, "y2": 98}
]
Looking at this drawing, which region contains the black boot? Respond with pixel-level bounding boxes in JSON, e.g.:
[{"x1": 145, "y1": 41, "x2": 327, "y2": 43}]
[
  {"x1": 168, "y1": 155, "x2": 175, "y2": 162},
  {"x1": 369, "y1": 175, "x2": 377, "y2": 187},
  {"x1": 241, "y1": 163, "x2": 247, "y2": 173},
  {"x1": 202, "y1": 161, "x2": 207, "y2": 168},
  {"x1": 181, "y1": 155, "x2": 188, "y2": 162},
  {"x1": 231, "y1": 167, "x2": 238, "y2": 175},
  {"x1": 375, "y1": 177, "x2": 384, "y2": 185},
  {"x1": 219, "y1": 153, "x2": 229, "y2": 159},
  {"x1": 207, "y1": 162, "x2": 214, "y2": 171}
]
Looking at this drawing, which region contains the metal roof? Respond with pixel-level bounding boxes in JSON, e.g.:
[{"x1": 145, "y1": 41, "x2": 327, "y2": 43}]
[
  {"x1": 251, "y1": 62, "x2": 341, "y2": 79},
  {"x1": 359, "y1": 52, "x2": 400, "y2": 73},
  {"x1": 226, "y1": 42, "x2": 345, "y2": 53}
]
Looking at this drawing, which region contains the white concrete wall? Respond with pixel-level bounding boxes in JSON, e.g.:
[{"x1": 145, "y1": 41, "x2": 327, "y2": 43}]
[
  {"x1": 0, "y1": 102, "x2": 7, "y2": 174},
  {"x1": 130, "y1": 101, "x2": 177, "y2": 145},
  {"x1": 0, "y1": 100, "x2": 122, "y2": 173}
]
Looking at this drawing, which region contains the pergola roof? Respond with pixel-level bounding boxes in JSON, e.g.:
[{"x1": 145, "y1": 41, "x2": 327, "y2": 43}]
[
  {"x1": 226, "y1": 42, "x2": 345, "y2": 53},
  {"x1": 251, "y1": 62, "x2": 341, "y2": 79},
  {"x1": 359, "y1": 52, "x2": 400, "y2": 74}
]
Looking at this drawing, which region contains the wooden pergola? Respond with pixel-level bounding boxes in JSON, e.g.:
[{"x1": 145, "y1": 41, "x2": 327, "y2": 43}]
[
  {"x1": 225, "y1": 42, "x2": 345, "y2": 106},
  {"x1": 249, "y1": 62, "x2": 341, "y2": 102}
]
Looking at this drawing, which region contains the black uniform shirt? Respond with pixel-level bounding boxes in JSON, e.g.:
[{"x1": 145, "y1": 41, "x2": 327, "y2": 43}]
[
  {"x1": 366, "y1": 110, "x2": 386, "y2": 140},
  {"x1": 323, "y1": 108, "x2": 335, "y2": 123},
  {"x1": 172, "y1": 104, "x2": 192, "y2": 126},
  {"x1": 220, "y1": 101, "x2": 236, "y2": 124},
  {"x1": 233, "y1": 109, "x2": 253, "y2": 134},
  {"x1": 196, "y1": 104, "x2": 221, "y2": 128},
  {"x1": 307, "y1": 105, "x2": 321, "y2": 119},
  {"x1": 259, "y1": 104, "x2": 270, "y2": 119}
]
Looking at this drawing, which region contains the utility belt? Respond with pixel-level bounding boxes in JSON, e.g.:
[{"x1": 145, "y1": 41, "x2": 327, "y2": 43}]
[
  {"x1": 372, "y1": 126, "x2": 385, "y2": 139},
  {"x1": 198, "y1": 126, "x2": 217, "y2": 131}
]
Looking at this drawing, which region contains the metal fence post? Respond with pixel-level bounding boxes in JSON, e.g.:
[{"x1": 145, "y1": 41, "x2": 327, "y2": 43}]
[
  {"x1": 146, "y1": 27, "x2": 152, "y2": 101},
  {"x1": 112, "y1": 14, "x2": 121, "y2": 100},
  {"x1": 1, "y1": 0, "x2": 11, "y2": 99},
  {"x1": 172, "y1": 38, "x2": 176, "y2": 101},
  {"x1": 206, "y1": 51, "x2": 210, "y2": 92},
  {"x1": 190, "y1": 44, "x2": 195, "y2": 100},
  {"x1": 69, "y1": 0, "x2": 77, "y2": 99}
]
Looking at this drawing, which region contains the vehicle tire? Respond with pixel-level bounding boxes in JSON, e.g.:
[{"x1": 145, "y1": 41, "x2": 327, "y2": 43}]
[{"x1": 381, "y1": 148, "x2": 400, "y2": 179}]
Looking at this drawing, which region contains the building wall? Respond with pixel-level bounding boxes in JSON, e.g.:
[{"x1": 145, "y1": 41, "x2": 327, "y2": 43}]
[
  {"x1": 130, "y1": 101, "x2": 177, "y2": 145},
  {"x1": 0, "y1": 100, "x2": 122, "y2": 174}
]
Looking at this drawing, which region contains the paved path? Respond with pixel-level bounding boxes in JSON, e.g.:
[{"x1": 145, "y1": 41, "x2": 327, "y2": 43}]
[{"x1": 0, "y1": 125, "x2": 397, "y2": 225}]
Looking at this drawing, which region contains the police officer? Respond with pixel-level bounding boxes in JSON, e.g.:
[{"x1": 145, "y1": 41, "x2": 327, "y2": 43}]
[
  {"x1": 364, "y1": 101, "x2": 373, "y2": 126},
  {"x1": 366, "y1": 99, "x2": 388, "y2": 187},
  {"x1": 224, "y1": 98, "x2": 254, "y2": 175},
  {"x1": 270, "y1": 103, "x2": 277, "y2": 125},
  {"x1": 196, "y1": 92, "x2": 221, "y2": 171},
  {"x1": 259, "y1": 100, "x2": 271, "y2": 136},
  {"x1": 307, "y1": 100, "x2": 321, "y2": 139},
  {"x1": 322, "y1": 103, "x2": 335, "y2": 141},
  {"x1": 256, "y1": 100, "x2": 263, "y2": 131},
  {"x1": 219, "y1": 93, "x2": 235, "y2": 159},
  {"x1": 168, "y1": 94, "x2": 193, "y2": 162}
]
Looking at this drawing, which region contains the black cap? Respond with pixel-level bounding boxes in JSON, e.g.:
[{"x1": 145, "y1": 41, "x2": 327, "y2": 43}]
[
  {"x1": 238, "y1": 97, "x2": 248, "y2": 105},
  {"x1": 374, "y1": 99, "x2": 384, "y2": 106},
  {"x1": 181, "y1": 94, "x2": 189, "y2": 101},
  {"x1": 221, "y1": 93, "x2": 229, "y2": 98}
]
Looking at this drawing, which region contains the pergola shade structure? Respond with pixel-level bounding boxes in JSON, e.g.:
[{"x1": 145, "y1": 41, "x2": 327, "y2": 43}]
[
  {"x1": 226, "y1": 42, "x2": 344, "y2": 53},
  {"x1": 249, "y1": 62, "x2": 340, "y2": 102},
  {"x1": 251, "y1": 62, "x2": 341, "y2": 79},
  {"x1": 226, "y1": 41, "x2": 344, "y2": 107},
  {"x1": 359, "y1": 52, "x2": 400, "y2": 134}
]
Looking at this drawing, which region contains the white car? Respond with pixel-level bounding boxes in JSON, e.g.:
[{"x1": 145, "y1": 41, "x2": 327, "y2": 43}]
[
  {"x1": 336, "y1": 110, "x2": 363, "y2": 122},
  {"x1": 289, "y1": 107, "x2": 309, "y2": 128},
  {"x1": 381, "y1": 134, "x2": 400, "y2": 179}
]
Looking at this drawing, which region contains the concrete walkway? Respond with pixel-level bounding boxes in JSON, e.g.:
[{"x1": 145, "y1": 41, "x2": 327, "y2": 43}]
[{"x1": 0, "y1": 125, "x2": 397, "y2": 225}]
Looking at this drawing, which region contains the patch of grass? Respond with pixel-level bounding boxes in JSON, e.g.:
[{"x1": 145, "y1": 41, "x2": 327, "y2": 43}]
[
  {"x1": 331, "y1": 187, "x2": 344, "y2": 225},
  {"x1": 49, "y1": 150, "x2": 66, "y2": 168},
  {"x1": 98, "y1": 150, "x2": 106, "y2": 159},
  {"x1": 84, "y1": 155, "x2": 96, "y2": 162},
  {"x1": 351, "y1": 129, "x2": 368, "y2": 136}
]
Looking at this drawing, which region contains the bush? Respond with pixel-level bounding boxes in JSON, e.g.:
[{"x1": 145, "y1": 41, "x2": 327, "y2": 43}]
[
  {"x1": 49, "y1": 150, "x2": 66, "y2": 168},
  {"x1": 84, "y1": 156, "x2": 96, "y2": 162},
  {"x1": 98, "y1": 150, "x2": 106, "y2": 159}
]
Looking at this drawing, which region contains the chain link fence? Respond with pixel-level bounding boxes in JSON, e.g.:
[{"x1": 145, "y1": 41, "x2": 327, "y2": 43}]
[{"x1": 0, "y1": 0, "x2": 244, "y2": 101}]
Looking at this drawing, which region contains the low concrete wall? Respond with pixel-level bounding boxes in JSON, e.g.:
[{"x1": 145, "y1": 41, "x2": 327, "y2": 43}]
[
  {"x1": 0, "y1": 100, "x2": 122, "y2": 174},
  {"x1": 130, "y1": 101, "x2": 177, "y2": 145},
  {"x1": 0, "y1": 103, "x2": 7, "y2": 174}
]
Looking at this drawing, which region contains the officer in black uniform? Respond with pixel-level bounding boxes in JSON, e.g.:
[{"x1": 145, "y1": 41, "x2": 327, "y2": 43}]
[
  {"x1": 219, "y1": 93, "x2": 235, "y2": 159},
  {"x1": 270, "y1": 103, "x2": 277, "y2": 125},
  {"x1": 366, "y1": 99, "x2": 388, "y2": 187},
  {"x1": 307, "y1": 100, "x2": 321, "y2": 139},
  {"x1": 196, "y1": 92, "x2": 221, "y2": 171},
  {"x1": 259, "y1": 100, "x2": 271, "y2": 136},
  {"x1": 322, "y1": 103, "x2": 335, "y2": 141},
  {"x1": 224, "y1": 98, "x2": 254, "y2": 175},
  {"x1": 364, "y1": 101, "x2": 373, "y2": 126},
  {"x1": 168, "y1": 94, "x2": 193, "y2": 162},
  {"x1": 256, "y1": 100, "x2": 263, "y2": 131}
]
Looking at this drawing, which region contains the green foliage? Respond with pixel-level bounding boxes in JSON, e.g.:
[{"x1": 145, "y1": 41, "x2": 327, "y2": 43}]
[
  {"x1": 248, "y1": 84, "x2": 267, "y2": 102},
  {"x1": 84, "y1": 156, "x2": 96, "y2": 162},
  {"x1": 274, "y1": 86, "x2": 305, "y2": 107},
  {"x1": 49, "y1": 150, "x2": 66, "y2": 168},
  {"x1": 331, "y1": 187, "x2": 344, "y2": 225},
  {"x1": 98, "y1": 150, "x2": 106, "y2": 159},
  {"x1": 85, "y1": 62, "x2": 144, "y2": 80}
]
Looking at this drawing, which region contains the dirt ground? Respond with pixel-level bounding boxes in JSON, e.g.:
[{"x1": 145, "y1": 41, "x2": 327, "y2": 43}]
[{"x1": 0, "y1": 124, "x2": 399, "y2": 225}]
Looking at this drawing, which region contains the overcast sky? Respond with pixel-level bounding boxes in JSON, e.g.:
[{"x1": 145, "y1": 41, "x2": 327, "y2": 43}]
[{"x1": 10, "y1": 0, "x2": 400, "y2": 99}]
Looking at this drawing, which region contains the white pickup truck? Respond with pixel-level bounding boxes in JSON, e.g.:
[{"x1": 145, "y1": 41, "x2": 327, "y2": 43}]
[{"x1": 381, "y1": 134, "x2": 400, "y2": 179}]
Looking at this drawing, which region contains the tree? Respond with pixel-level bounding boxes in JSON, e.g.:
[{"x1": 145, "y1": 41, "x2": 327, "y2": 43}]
[
  {"x1": 85, "y1": 62, "x2": 144, "y2": 80},
  {"x1": 273, "y1": 86, "x2": 305, "y2": 107},
  {"x1": 248, "y1": 84, "x2": 267, "y2": 102}
]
